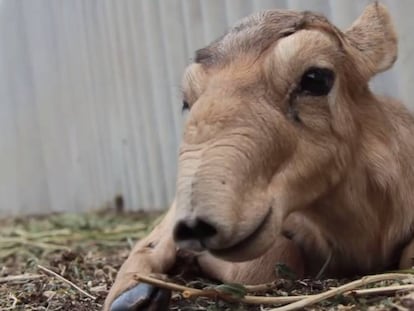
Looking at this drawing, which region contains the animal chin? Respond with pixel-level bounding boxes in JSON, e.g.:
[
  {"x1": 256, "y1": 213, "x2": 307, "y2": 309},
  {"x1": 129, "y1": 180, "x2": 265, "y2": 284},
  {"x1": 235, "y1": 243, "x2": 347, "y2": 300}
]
[
  {"x1": 176, "y1": 239, "x2": 205, "y2": 252},
  {"x1": 209, "y1": 208, "x2": 273, "y2": 262}
]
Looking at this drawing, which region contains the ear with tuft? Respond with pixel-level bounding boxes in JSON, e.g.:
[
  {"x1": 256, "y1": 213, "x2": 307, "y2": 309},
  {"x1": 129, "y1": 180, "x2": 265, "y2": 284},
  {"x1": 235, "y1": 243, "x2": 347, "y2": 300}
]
[{"x1": 345, "y1": 2, "x2": 398, "y2": 78}]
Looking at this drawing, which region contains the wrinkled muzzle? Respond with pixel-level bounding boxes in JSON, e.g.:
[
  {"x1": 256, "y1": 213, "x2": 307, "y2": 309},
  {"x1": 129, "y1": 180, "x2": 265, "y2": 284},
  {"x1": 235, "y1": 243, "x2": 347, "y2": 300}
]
[{"x1": 173, "y1": 138, "x2": 278, "y2": 262}]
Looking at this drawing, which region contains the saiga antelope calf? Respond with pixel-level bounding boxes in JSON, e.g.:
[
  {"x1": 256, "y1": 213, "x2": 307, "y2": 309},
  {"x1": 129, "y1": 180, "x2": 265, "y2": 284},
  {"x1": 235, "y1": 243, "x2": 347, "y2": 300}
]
[{"x1": 105, "y1": 3, "x2": 414, "y2": 310}]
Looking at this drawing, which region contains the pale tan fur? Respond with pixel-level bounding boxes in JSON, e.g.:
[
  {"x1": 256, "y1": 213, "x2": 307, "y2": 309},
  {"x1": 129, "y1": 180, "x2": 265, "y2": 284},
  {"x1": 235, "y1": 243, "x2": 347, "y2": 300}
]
[{"x1": 104, "y1": 4, "x2": 414, "y2": 310}]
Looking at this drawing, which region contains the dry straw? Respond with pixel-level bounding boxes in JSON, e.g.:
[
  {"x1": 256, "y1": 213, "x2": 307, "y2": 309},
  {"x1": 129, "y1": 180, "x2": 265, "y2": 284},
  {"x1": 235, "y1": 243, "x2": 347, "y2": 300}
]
[{"x1": 135, "y1": 272, "x2": 414, "y2": 310}]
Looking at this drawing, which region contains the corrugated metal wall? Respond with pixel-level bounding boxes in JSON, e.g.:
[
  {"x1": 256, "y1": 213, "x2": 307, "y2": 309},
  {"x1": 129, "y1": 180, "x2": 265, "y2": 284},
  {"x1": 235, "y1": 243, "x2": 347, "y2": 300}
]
[{"x1": 1, "y1": 0, "x2": 413, "y2": 216}]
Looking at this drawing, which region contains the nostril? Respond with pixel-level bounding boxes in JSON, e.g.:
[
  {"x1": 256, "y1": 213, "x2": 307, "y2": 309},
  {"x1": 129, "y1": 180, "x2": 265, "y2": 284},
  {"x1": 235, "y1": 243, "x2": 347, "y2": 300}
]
[
  {"x1": 193, "y1": 219, "x2": 217, "y2": 239},
  {"x1": 174, "y1": 218, "x2": 217, "y2": 242},
  {"x1": 174, "y1": 221, "x2": 194, "y2": 241}
]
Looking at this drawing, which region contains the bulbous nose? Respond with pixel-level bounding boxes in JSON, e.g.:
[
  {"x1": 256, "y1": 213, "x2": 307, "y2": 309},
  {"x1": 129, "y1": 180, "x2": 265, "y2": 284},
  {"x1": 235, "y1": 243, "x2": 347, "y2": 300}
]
[{"x1": 173, "y1": 218, "x2": 217, "y2": 243}]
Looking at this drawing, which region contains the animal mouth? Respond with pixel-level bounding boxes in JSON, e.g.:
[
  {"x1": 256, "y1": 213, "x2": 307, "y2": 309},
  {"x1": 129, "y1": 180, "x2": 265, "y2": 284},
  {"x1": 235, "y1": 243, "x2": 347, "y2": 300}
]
[{"x1": 208, "y1": 208, "x2": 272, "y2": 257}]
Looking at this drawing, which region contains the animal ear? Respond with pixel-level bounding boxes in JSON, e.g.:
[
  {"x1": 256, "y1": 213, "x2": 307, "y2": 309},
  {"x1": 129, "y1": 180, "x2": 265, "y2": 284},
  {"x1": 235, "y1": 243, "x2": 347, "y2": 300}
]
[{"x1": 345, "y1": 3, "x2": 398, "y2": 78}]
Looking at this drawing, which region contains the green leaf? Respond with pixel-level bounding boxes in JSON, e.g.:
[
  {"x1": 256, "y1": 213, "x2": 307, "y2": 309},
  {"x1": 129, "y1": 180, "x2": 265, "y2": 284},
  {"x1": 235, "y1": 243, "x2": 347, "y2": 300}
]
[
  {"x1": 213, "y1": 283, "x2": 247, "y2": 299},
  {"x1": 275, "y1": 262, "x2": 297, "y2": 280}
]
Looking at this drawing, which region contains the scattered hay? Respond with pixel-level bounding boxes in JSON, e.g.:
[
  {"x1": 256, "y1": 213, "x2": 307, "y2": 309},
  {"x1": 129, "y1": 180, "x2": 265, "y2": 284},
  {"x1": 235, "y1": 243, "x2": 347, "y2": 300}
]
[
  {"x1": 0, "y1": 210, "x2": 156, "y2": 310},
  {"x1": 1, "y1": 210, "x2": 413, "y2": 310}
]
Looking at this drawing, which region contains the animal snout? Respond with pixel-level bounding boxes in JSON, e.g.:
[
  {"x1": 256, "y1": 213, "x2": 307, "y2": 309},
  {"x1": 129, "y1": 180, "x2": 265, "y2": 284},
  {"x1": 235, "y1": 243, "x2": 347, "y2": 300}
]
[{"x1": 173, "y1": 217, "x2": 217, "y2": 248}]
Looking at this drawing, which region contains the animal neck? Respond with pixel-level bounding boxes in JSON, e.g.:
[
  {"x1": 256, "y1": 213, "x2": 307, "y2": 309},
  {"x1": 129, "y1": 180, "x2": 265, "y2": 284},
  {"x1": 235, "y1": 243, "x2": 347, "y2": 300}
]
[{"x1": 298, "y1": 94, "x2": 414, "y2": 274}]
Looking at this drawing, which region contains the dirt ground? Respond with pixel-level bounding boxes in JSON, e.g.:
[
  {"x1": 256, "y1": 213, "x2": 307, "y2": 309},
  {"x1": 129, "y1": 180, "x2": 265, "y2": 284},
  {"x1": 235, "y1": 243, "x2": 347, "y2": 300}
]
[{"x1": 1, "y1": 209, "x2": 414, "y2": 311}]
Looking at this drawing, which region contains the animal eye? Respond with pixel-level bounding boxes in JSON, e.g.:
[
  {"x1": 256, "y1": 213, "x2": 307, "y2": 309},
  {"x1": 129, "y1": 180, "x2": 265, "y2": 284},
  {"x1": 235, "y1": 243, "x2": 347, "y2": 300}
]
[
  {"x1": 182, "y1": 100, "x2": 190, "y2": 112},
  {"x1": 300, "y1": 67, "x2": 335, "y2": 96}
]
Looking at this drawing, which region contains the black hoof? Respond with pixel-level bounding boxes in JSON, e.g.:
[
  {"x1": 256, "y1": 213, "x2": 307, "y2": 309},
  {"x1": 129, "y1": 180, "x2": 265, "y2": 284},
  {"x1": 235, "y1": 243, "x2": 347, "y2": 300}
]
[{"x1": 110, "y1": 283, "x2": 171, "y2": 311}]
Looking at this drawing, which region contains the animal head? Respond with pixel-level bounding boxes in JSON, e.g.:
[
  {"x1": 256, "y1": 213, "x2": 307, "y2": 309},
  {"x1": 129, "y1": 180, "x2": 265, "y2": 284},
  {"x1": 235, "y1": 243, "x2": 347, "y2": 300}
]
[{"x1": 173, "y1": 3, "x2": 398, "y2": 261}]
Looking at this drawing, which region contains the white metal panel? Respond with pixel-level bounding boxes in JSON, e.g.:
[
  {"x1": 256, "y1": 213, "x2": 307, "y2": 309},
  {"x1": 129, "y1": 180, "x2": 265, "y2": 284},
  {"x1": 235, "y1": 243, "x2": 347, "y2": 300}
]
[
  {"x1": 225, "y1": 0, "x2": 254, "y2": 26},
  {"x1": 200, "y1": 0, "x2": 228, "y2": 41},
  {"x1": 253, "y1": 0, "x2": 287, "y2": 11},
  {"x1": 0, "y1": 0, "x2": 413, "y2": 215}
]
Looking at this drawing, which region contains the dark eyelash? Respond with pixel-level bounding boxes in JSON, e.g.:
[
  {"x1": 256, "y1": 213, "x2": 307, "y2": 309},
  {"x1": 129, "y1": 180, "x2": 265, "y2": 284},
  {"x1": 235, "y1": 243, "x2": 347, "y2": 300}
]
[{"x1": 182, "y1": 100, "x2": 190, "y2": 112}]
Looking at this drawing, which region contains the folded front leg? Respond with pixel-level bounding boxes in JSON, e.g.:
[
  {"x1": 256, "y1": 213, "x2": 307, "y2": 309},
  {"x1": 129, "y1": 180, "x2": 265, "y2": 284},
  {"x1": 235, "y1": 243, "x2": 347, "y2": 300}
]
[
  {"x1": 104, "y1": 201, "x2": 177, "y2": 311},
  {"x1": 197, "y1": 235, "x2": 304, "y2": 285}
]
